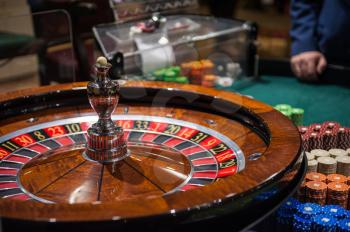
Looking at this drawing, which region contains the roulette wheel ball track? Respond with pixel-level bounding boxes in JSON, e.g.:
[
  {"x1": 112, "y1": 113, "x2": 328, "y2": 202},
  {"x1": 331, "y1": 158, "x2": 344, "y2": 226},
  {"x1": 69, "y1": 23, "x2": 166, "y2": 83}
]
[{"x1": 0, "y1": 80, "x2": 304, "y2": 231}]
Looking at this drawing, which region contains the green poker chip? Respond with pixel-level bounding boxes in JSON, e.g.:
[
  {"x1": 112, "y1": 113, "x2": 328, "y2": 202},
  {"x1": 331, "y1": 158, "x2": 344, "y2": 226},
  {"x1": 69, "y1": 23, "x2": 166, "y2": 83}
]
[
  {"x1": 292, "y1": 108, "x2": 304, "y2": 115},
  {"x1": 171, "y1": 66, "x2": 181, "y2": 76},
  {"x1": 164, "y1": 70, "x2": 176, "y2": 79},
  {"x1": 175, "y1": 76, "x2": 189, "y2": 84},
  {"x1": 280, "y1": 110, "x2": 292, "y2": 119},
  {"x1": 153, "y1": 69, "x2": 165, "y2": 81},
  {"x1": 275, "y1": 104, "x2": 292, "y2": 112},
  {"x1": 291, "y1": 108, "x2": 304, "y2": 126},
  {"x1": 164, "y1": 77, "x2": 177, "y2": 82}
]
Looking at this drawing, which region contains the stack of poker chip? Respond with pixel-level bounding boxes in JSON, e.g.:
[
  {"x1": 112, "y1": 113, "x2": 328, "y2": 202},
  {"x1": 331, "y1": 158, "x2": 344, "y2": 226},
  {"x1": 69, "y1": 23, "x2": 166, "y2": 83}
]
[
  {"x1": 308, "y1": 159, "x2": 318, "y2": 173},
  {"x1": 296, "y1": 203, "x2": 322, "y2": 219},
  {"x1": 317, "y1": 157, "x2": 337, "y2": 175},
  {"x1": 337, "y1": 156, "x2": 350, "y2": 176},
  {"x1": 329, "y1": 148, "x2": 347, "y2": 159},
  {"x1": 299, "y1": 126, "x2": 310, "y2": 151},
  {"x1": 312, "y1": 214, "x2": 337, "y2": 232},
  {"x1": 306, "y1": 172, "x2": 327, "y2": 183},
  {"x1": 291, "y1": 108, "x2": 304, "y2": 126},
  {"x1": 293, "y1": 203, "x2": 322, "y2": 231},
  {"x1": 274, "y1": 104, "x2": 304, "y2": 126},
  {"x1": 293, "y1": 215, "x2": 313, "y2": 232},
  {"x1": 327, "y1": 182, "x2": 349, "y2": 208},
  {"x1": 338, "y1": 128, "x2": 350, "y2": 150},
  {"x1": 152, "y1": 66, "x2": 189, "y2": 84},
  {"x1": 338, "y1": 218, "x2": 350, "y2": 232},
  {"x1": 298, "y1": 121, "x2": 350, "y2": 152},
  {"x1": 322, "y1": 121, "x2": 341, "y2": 133},
  {"x1": 275, "y1": 104, "x2": 292, "y2": 119},
  {"x1": 311, "y1": 149, "x2": 330, "y2": 159},
  {"x1": 306, "y1": 151, "x2": 315, "y2": 161},
  {"x1": 275, "y1": 198, "x2": 300, "y2": 230},
  {"x1": 322, "y1": 205, "x2": 347, "y2": 219},
  {"x1": 323, "y1": 130, "x2": 338, "y2": 151},
  {"x1": 326, "y1": 174, "x2": 347, "y2": 184},
  {"x1": 201, "y1": 75, "x2": 217, "y2": 88},
  {"x1": 306, "y1": 151, "x2": 318, "y2": 172},
  {"x1": 308, "y1": 132, "x2": 323, "y2": 151},
  {"x1": 180, "y1": 60, "x2": 214, "y2": 85},
  {"x1": 305, "y1": 181, "x2": 327, "y2": 205}
]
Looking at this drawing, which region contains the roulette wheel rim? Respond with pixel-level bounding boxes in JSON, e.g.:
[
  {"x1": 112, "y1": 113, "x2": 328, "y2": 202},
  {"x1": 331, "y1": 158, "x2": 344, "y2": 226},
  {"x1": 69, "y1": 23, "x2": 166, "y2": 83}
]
[{"x1": 0, "y1": 81, "x2": 304, "y2": 230}]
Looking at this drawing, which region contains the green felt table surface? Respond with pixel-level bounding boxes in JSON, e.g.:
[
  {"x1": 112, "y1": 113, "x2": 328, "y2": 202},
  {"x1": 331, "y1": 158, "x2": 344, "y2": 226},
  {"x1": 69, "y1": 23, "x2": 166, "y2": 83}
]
[{"x1": 229, "y1": 75, "x2": 350, "y2": 127}]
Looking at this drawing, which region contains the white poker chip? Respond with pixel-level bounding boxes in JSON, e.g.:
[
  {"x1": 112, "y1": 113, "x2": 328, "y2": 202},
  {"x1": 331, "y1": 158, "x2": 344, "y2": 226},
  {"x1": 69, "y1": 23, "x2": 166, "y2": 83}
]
[
  {"x1": 217, "y1": 77, "x2": 234, "y2": 87},
  {"x1": 336, "y1": 156, "x2": 350, "y2": 176},
  {"x1": 306, "y1": 152, "x2": 315, "y2": 161},
  {"x1": 346, "y1": 148, "x2": 350, "y2": 155},
  {"x1": 307, "y1": 159, "x2": 318, "y2": 173},
  {"x1": 329, "y1": 149, "x2": 347, "y2": 158},
  {"x1": 317, "y1": 156, "x2": 337, "y2": 175},
  {"x1": 311, "y1": 149, "x2": 330, "y2": 158}
]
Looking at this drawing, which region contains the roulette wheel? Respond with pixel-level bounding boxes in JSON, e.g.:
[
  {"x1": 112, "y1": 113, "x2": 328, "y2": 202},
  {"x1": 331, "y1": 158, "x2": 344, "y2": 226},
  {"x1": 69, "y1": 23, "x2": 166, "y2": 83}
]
[{"x1": 0, "y1": 58, "x2": 304, "y2": 232}]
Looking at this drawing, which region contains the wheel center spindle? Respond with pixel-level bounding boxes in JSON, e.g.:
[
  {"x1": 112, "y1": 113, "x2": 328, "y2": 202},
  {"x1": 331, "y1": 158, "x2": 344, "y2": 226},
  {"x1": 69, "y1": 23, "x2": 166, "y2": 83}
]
[{"x1": 84, "y1": 56, "x2": 128, "y2": 162}]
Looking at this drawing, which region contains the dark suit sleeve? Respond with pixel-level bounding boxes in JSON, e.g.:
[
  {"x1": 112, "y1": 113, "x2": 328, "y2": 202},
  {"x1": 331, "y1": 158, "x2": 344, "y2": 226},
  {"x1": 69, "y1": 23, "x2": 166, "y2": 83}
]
[{"x1": 290, "y1": 0, "x2": 322, "y2": 56}]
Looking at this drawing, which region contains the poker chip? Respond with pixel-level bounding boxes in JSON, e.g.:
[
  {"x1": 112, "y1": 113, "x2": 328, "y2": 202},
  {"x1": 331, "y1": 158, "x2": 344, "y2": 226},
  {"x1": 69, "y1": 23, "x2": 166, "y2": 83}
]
[
  {"x1": 323, "y1": 130, "x2": 338, "y2": 151},
  {"x1": 171, "y1": 66, "x2": 181, "y2": 76},
  {"x1": 337, "y1": 218, "x2": 350, "y2": 232},
  {"x1": 175, "y1": 76, "x2": 189, "y2": 84},
  {"x1": 275, "y1": 104, "x2": 292, "y2": 112},
  {"x1": 306, "y1": 152, "x2": 315, "y2": 161},
  {"x1": 296, "y1": 203, "x2": 322, "y2": 219},
  {"x1": 329, "y1": 148, "x2": 347, "y2": 158},
  {"x1": 201, "y1": 75, "x2": 216, "y2": 87},
  {"x1": 305, "y1": 181, "x2": 327, "y2": 205},
  {"x1": 299, "y1": 126, "x2": 309, "y2": 134},
  {"x1": 216, "y1": 77, "x2": 233, "y2": 87},
  {"x1": 311, "y1": 149, "x2": 330, "y2": 159},
  {"x1": 312, "y1": 214, "x2": 337, "y2": 232},
  {"x1": 326, "y1": 174, "x2": 347, "y2": 184},
  {"x1": 327, "y1": 182, "x2": 349, "y2": 208},
  {"x1": 306, "y1": 172, "x2": 326, "y2": 182},
  {"x1": 322, "y1": 205, "x2": 347, "y2": 219},
  {"x1": 293, "y1": 215, "x2": 313, "y2": 232},
  {"x1": 280, "y1": 110, "x2": 292, "y2": 119},
  {"x1": 291, "y1": 108, "x2": 304, "y2": 126},
  {"x1": 317, "y1": 157, "x2": 337, "y2": 175},
  {"x1": 347, "y1": 148, "x2": 350, "y2": 156},
  {"x1": 278, "y1": 198, "x2": 300, "y2": 224},
  {"x1": 323, "y1": 121, "x2": 339, "y2": 129},
  {"x1": 336, "y1": 156, "x2": 350, "y2": 177},
  {"x1": 308, "y1": 132, "x2": 322, "y2": 151},
  {"x1": 307, "y1": 159, "x2": 318, "y2": 173},
  {"x1": 281, "y1": 198, "x2": 300, "y2": 210},
  {"x1": 338, "y1": 128, "x2": 350, "y2": 150},
  {"x1": 299, "y1": 126, "x2": 310, "y2": 152},
  {"x1": 311, "y1": 123, "x2": 323, "y2": 133},
  {"x1": 276, "y1": 208, "x2": 293, "y2": 226}
]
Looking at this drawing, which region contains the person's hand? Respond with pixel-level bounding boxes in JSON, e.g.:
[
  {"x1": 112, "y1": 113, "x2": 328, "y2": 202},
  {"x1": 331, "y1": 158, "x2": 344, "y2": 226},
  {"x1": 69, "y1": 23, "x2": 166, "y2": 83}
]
[{"x1": 291, "y1": 51, "x2": 327, "y2": 81}]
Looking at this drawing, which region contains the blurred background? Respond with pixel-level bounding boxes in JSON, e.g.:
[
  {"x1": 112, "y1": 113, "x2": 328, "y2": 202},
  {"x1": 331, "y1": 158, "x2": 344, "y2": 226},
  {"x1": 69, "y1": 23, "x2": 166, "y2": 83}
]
[{"x1": 0, "y1": 0, "x2": 290, "y2": 92}]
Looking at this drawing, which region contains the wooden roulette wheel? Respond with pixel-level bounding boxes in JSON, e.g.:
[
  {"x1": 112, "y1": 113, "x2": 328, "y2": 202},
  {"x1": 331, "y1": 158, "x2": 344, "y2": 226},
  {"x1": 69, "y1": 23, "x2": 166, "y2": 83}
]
[{"x1": 0, "y1": 58, "x2": 304, "y2": 231}]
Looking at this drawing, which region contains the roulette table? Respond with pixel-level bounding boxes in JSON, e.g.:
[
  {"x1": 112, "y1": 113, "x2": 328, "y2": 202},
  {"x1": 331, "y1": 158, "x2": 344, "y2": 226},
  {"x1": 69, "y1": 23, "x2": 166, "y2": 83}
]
[{"x1": 0, "y1": 62, "x2": 304, "y2": 231}]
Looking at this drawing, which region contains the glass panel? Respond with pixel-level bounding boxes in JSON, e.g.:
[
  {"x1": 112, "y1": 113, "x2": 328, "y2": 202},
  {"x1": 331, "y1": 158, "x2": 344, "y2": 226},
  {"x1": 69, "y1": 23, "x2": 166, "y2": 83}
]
[{"x1": 94, "y1": 14, "x2": 257, "y2": 87}]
